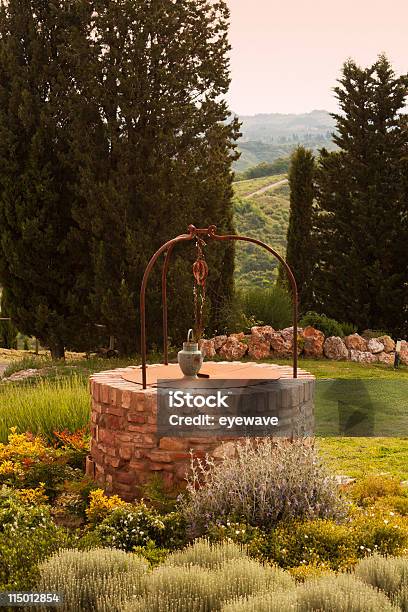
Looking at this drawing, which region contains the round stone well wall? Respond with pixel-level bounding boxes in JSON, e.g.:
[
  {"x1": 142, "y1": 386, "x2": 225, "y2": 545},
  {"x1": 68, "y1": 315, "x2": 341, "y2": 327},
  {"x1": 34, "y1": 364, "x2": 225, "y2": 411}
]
[{"x1": 86, "y1": 362, "x2": 315, "y2": 500}]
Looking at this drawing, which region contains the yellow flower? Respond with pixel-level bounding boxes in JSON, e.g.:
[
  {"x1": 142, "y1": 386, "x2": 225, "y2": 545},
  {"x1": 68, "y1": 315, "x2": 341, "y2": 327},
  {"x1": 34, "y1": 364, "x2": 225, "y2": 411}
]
[
  {"x1": 86, "y1": 488, "x2": 129, "y2": 524},
  {"x1": 0, "y1": 460, "x2": 15, "y2": 475}
]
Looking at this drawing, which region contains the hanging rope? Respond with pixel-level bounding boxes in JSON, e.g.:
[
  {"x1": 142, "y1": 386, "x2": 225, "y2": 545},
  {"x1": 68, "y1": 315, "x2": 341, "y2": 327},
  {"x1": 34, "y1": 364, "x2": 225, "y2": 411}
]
[{"x1": 192, "y1": 237, "x2": 208, "y2": 342}]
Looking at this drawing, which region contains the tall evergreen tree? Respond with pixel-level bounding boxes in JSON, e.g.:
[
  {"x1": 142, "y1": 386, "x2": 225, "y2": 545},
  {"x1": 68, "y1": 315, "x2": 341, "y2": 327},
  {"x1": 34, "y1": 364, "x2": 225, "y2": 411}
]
[
  {"x1": 69, "y1": 0, "x2": 239, "y2": 353},
  {"x1": 312, "y1": 56, "x2": 408, "y2": 336},
  {"x1": 284, "y1": 146, "x2": 315, "y2": 312},
  {"x1": 0, "y1": 0, "x2": 95, "y2": 358}
]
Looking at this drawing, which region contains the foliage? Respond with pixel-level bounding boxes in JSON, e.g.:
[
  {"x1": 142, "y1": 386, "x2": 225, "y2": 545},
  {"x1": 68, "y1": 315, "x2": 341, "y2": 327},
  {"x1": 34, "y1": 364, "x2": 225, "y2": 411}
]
[
  {"x1": 86, "y1": 489, "x2": 130, "y2": 526},
  {"x1": 238, "y1": 285, "x2": 293, "y2": 329},
  {"x1": 124, "y1": 540, "x2": 294, "y2": 612},
  {"x1": 355, "y1": 554, "x2": 408, "y2": 598},
  {"x1": 0, "y1": 428, "x2": 84, "y2": 500},
  {"x1": 212, "y1": 558, "x2": 294, "y2": 604},
  {"x1": 86, "y1": 505, "x2": 166, "y2": 552},
  {"x1": 237, "y1": 157, "x2": 290, "y2": 180},
  {"x1": 249, "y1": 519, "x2": 355, "y2": 571},
  {"x1": 221, "y1": 590, "x2": 297, "y2": 612},
  {"x1": 179, "y1": 439, "x2": 345, "y2": 535},
  {"x1": 38, "y1": 548, "x2": 148, "y2": 612},
  {"x1": 351, "y1": 475, "x2": 404, "y2": 504},
  {"x1": 294, "y1": 574, "x2": 396, "y2": 611},
  {"x1": 140, "y1": 473, "x2": 181, "y2": 513},
  {"x1": 300, "y1": 311, "x2": 346, "y2": 337},
  {"x1": 125, "y1": 564, "x2": 217, "y2": 612},
  {"x1": 67, "y1": 0, "x2": 238, "y2": 353},
  {"x1": 282, "y1": 146, "x2": 315, "y2": 311},
  {"x1": 165, "y1": 538, "x2": 246, "y2": 569},
  {"x1": 0, "y1": 1, "x2": 96, "y2": 359},
  {"x1": 247, "y1": 507, "x2": 408, "y2": 571},
  {"x1": 312, "y1": 55, "x2": 408, "y2": 337},
  {"x1": 0, "y1": 376, "x2": 90, "y2": 443},
  {"x1": 0, "y1": 487, "x2": 70, "y2": 590}
]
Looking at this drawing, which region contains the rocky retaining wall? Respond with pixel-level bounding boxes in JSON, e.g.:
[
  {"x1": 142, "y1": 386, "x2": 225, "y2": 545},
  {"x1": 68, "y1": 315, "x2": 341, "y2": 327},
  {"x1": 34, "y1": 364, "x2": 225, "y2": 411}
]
[{"x1": 199, "y1": 328, "x2": 407, "y2": 365}]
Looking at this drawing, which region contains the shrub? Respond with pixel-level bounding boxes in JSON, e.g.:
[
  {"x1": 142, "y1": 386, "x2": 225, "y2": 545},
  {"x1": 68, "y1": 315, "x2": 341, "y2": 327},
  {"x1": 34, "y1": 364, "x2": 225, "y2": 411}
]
[
  {"x1": 354, "y1": 554, "x2": 408, "y2": 597},
  {"x1": 0, "y1": 375, "x2": 89, "y2": 443},
  {"x1": 125, "y1": 550, "x2": 293, "y2": 612},
  {"x1": 351, "y1": 475, "x2": 404, "y2": 504},
  {"x1": 253, "y1": 520, "x2": 355, "y2": 571},
  {"x1": 351, "y1": 507, "x2": 408, "y2": 557},
  {"x1": 288, "y1": 562, "x2": 335, "y2": 582},
  {"x1": 86, "y1": 488, "x2": 130, "y2": 525},
  {"x1": 213, "y1": 557, "x2": 294, "y2": 602},
  {"x1": 239, "y1": 285, "x2": 292, "y2": 329},
  {"x1": 125, "y1": 565, "x2": 217, "y2": 612},
  {"x1": 300, "y1": 311, "x2": 346, "y2": 338},
  {"x1": 0, "y1": 489, "x2": 70, "y2": 590},
  {"x1": 0, "y1": 429, "x2": 83, "y2": 499},
  {"x1": 294, "y1": 574, "x2": 396, "y2": 611},
  {"x1": 165, "y1": 538, "x2": 247, "y2": 569},
  {"x1": 387, "y1": 496, "x2": 408, "y2": 517},
  {"x1": 38, "y1": 548, "x2": 148, "y2": 612},
  {"x1": 88, "y1": 505, "x2": 165, "y2": 551},
  {"x1": 247, "y1": 509, "x2": 408, "y2": 572},
  {"x1": 221, "y1": 590, "x2": 297, "y2": 612},
  {"x1": 179, "y1": 439, "x2": 345, "y2": 535}
]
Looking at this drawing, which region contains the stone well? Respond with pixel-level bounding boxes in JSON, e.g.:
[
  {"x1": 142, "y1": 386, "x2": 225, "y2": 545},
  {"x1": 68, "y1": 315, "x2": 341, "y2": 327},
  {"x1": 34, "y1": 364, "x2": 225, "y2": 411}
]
[{"x1": 87, "y1": 362, "x2": 315, "y2": 500}]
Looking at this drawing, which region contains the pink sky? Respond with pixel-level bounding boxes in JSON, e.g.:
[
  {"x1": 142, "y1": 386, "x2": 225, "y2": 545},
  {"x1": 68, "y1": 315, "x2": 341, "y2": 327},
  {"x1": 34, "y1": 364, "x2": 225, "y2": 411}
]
[{"x1": 227, "y1": 0, "x2": 408, "y2": 115}]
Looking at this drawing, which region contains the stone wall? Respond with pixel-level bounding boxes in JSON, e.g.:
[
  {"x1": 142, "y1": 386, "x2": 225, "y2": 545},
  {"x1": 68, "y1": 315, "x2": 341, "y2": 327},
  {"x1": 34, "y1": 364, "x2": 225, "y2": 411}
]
[
  {"x1": 87, "y1": 363, "x2": 315, "y2": 500},
  {"x1": 199, "y1": 328, "x2": 407, "y2": 366}
]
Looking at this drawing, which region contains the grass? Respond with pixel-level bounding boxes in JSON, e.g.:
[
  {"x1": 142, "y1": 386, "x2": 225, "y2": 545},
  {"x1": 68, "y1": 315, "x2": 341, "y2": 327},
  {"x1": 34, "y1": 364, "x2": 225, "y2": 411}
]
[
  {"x1": 2, "y1": 354, "x2": 140, "y2": 380},
  {"x1": 266, "y1": 357, "x2": 408, "y2": 380},
  {"x1": 317, "y1": 437, "x2": 408, "y2": 481},
  {"x1": 1, "y1": 353, "x2": 408, "y2": 478},
  {"x1": 232, "y1": 173, "x2": 287, "y2": 198},
  {"x1": 233, "y1": 183, "x2": 290, "y2": 287},
  {"x1": 0, "y1": 375, "x2": 90, "y2": 443}
]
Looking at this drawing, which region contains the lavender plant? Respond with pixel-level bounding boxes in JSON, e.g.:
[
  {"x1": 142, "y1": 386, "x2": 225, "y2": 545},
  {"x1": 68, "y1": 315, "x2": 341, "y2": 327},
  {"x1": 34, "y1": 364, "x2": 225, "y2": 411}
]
[{"x1": 179, "y1": 439, "x2": 346, "y2": 534}]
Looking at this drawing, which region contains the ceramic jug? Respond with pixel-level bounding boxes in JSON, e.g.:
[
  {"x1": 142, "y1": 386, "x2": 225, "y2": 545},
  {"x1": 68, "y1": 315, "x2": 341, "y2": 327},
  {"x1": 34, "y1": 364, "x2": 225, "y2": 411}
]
[{"x1": 178, "y1": 329, "x2": 203, "y2": 377}]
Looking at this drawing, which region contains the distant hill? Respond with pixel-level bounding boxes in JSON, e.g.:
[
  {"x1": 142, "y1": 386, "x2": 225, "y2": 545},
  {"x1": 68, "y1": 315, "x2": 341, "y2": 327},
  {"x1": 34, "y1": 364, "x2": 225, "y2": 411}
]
[
  {"x1": 233, "y1": 109, "x2": 337, "y2": 171},
  {"x1": 233, "y1": 178, "x2": 290, "y2": 287}
]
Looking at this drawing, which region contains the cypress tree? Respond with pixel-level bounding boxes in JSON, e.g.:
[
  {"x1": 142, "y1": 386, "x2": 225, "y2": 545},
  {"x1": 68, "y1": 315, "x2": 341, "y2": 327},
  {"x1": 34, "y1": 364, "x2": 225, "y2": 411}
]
[
  {"x1": 69, "y1": 0, "x2": 239, "y2": 353},
  {"x1": 0, "y1": 1, "x2": 95, "y2": 358},
  {"x1": 284, "y1": 146, "x2": 315, "y2": 312},
  {"x1": 312, "y1": 56, "x2": 408, "y2": 336}
]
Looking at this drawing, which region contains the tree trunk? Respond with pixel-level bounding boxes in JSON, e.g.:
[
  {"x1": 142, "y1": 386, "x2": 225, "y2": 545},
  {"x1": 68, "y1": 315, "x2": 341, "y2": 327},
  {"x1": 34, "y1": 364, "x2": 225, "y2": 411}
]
[{"x1": 50, "y1": 341, "x2": 65, "y2": 360}]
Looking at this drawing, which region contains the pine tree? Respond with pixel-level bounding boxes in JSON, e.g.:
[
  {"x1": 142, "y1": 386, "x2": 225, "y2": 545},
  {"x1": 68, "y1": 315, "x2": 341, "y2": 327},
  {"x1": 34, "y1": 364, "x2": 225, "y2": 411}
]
[
  {"x1": 284, "y1": 146, "x2": 315, "y2": 312},
  {"x1": 312, "y1": 56, "x2": 408, "y2": 336},
  {"x1": 0, "y1": 1, "x2": 95, "y2": 358},
  {"x1": 69, "y1": 0, "x2": 239, "y2": 353}
]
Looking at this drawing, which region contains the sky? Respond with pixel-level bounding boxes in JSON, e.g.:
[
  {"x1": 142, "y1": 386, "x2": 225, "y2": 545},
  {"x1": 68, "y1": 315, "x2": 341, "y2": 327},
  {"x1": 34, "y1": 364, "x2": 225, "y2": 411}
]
[{"x1": 226, "y1": 0, "x2": 408, "y2": 115}]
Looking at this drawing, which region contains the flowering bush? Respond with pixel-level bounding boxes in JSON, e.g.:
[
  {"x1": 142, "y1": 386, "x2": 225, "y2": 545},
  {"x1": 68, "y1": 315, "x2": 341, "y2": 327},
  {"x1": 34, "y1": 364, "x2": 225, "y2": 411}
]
[
  {"x1": 179, "y1": 439, "x2": 346, "y2": 535},
  {"x1": 0, "y1": 488, "x2": 70, "y2": 589},
  {"x1": 89, "y1": 505, "x2": 165, "y2": 551},
  {"x1": 86, "y1": 488, "x2": 129, "y2": 526},
  {"x1": 0, "y1": 428, "x2": 82, "y2": 499}
]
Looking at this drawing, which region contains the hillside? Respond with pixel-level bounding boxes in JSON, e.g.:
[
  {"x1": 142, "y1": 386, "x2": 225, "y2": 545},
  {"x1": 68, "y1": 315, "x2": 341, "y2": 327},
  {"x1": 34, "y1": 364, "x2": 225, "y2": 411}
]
[
  {"x1": 233, "y1": 178, "x2": 290, "y2": 287},
  {"x1": 234, "y1": 109, "x2": 337, "y2": 171}
]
